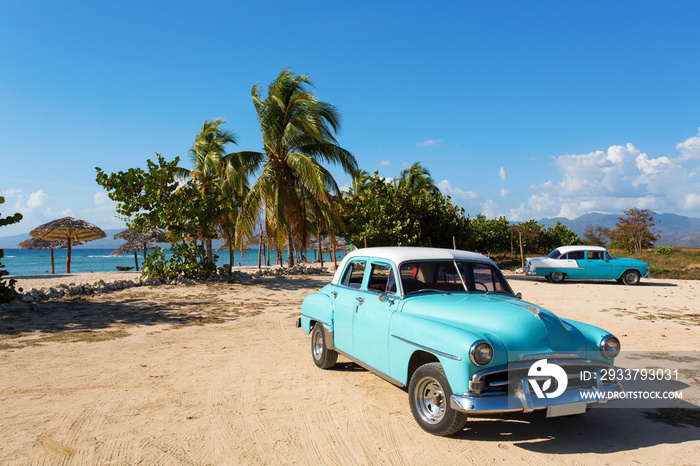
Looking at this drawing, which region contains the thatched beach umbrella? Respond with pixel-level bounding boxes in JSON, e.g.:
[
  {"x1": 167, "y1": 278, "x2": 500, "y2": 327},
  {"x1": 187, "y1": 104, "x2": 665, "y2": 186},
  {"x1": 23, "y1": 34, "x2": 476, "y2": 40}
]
[
  {"x1": 17, "y1": 238, "x2": 83, "y2": 275},
  {"x1": 29, "y1": 217, "x2": 106, "y2": 274},
  {"x1": 109, "y1": 240, "x2": 157, "y2": 271},
  {"x1": 114, "y1": 229, "x2": 165, "y2": 265}
]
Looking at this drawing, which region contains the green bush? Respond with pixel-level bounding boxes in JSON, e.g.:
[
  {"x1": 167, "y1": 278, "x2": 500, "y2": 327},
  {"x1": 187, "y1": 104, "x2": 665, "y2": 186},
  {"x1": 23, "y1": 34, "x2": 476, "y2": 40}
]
[
  {"x1": 142, "y1": 243, "x2": 218, "y2": 280},
  {"x1": 656, "y1": 245, "x2": 673, "y2": 256}
]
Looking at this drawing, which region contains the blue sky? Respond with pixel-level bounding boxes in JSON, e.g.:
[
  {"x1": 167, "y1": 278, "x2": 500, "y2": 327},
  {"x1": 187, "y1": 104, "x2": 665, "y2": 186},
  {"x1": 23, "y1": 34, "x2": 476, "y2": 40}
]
[{"x1": 2, "y1": 0, "x2": 699, "y2": 237}]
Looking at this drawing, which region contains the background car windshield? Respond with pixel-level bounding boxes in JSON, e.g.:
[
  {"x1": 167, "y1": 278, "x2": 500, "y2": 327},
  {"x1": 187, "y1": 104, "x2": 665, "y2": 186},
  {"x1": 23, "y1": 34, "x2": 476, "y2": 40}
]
[{"x1": 399, "y1": 261, "x2": 511, "y2": 294}]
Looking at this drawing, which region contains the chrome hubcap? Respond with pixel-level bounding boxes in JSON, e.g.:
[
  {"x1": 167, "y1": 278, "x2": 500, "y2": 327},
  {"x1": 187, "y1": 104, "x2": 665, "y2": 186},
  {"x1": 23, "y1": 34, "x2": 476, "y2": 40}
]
[
  {"x1": 414, "y1": 377, "x2": 446, "y2": 424},
  {"x1": 626, "y1": 273, "x2": 638, "y2": 284},
  {"x1": 551, "y1": 272, "x2": 563, "y2": 282},
  {"x1": 312, "y1": 328, "x2": 324, "y2": 360}
]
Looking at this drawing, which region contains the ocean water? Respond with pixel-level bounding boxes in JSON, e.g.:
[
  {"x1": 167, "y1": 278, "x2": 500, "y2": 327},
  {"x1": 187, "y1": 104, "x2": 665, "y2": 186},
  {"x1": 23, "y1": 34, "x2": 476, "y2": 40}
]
[{"x1": 1, "y1": 248, "x2": 346, "y2": 276}]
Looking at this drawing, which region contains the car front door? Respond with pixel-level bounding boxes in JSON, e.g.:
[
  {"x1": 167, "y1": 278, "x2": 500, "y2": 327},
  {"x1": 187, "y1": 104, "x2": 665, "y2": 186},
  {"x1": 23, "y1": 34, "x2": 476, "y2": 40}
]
[
  {"x1": 352, "y1": 259, "x2": 399, "y2": 375},
  {"x1": 565, "y1": 251, "x2": 587, "y2": 279},
  {"x1": 583, "y1": 250, "x2": 614, "y2": 279},
  {"x1": 331, "y1": 257, "x2": 368, "y2": 354}
]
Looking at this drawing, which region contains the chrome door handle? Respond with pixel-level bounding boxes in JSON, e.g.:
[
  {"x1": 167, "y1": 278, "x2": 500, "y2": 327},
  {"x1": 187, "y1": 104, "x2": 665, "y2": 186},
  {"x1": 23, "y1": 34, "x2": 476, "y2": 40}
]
[{"x1": 331, "y1": 291, "x2": 338, "y2": 299}]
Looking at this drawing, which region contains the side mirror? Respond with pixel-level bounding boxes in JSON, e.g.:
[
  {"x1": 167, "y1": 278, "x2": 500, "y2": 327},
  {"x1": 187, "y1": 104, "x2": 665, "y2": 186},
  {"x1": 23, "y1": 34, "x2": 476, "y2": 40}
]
[
  {"x1": 515, "y1": 292, "x2": 523, "y2": 300},
  {"x1": 379, "y1": 293, "x2": 396, "y2": 304}
]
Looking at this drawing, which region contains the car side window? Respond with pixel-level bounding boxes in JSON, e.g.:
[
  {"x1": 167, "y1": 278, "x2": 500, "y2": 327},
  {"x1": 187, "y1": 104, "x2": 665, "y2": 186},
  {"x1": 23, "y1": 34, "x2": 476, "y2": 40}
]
[
  {"x1": 588, "y1": 251, "x2": 602, "y2": 260},
  {"x1": 341, "y1": 260, "x2": 366, "y2": 288},
  {"x1": 568, "y1": 251, "x2": 584, "y2": 260},
  {"x1": 471, "y1": 263, "x2": 509, "y2": 293},
  {"x1": 367, "y1": 263, "x2": 397, "y2": 294}
]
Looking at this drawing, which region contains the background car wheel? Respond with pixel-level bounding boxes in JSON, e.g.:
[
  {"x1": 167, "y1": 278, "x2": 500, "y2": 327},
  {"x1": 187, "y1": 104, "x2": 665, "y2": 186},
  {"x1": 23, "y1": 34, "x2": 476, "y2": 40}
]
[
  {"x1": 408, "y1": 362, "x2": 467, "y2": 436},
  {"x1": 549, "y1": 272, "x2": 565, "y2": 283},
  {"x1": 311, "y1": 322, "x2": 338, "y2": 369},
  {"x1": 621, "y1": 270, "x2": 641, "y2": 285}
]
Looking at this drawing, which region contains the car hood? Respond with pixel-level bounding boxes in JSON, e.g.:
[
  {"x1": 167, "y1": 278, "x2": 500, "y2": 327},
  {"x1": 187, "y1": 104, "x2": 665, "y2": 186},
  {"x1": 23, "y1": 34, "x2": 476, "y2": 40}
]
[
  {"x1": 399, "y1": 293, "x2": 587, "y2": 355},
  {"x1": 611, "y1": 257, "x2": 649, "y2": 267}
]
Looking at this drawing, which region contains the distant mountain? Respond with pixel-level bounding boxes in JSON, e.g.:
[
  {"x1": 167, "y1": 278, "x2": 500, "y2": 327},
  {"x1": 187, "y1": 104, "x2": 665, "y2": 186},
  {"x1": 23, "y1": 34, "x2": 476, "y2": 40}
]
[{"x1": 539, "y1": 212, "x2": 700, "y2": 247}]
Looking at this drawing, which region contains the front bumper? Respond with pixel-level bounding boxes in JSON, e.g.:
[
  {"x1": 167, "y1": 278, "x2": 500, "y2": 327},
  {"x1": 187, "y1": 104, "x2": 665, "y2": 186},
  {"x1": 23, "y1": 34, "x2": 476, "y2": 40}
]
[{"x1": 451, "y1": 379, "x2": 624, "y2": 414}]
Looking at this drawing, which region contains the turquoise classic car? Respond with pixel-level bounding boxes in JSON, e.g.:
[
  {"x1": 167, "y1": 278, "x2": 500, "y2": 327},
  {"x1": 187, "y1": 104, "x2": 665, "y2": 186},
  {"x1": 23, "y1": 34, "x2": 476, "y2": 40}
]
[
  {"x1": 297, "y1": 247, "x2": 624, "y2": 436},
  {"x1": 524, "y1": 245, "x2": 650, "y2": 285}
]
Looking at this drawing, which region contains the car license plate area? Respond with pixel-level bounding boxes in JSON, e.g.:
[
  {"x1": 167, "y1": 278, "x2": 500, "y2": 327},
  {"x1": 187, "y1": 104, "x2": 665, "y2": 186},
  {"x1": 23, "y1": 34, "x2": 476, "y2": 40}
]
[{"x1": 546, "y1": 401, "x2": 587, "y2": 418}]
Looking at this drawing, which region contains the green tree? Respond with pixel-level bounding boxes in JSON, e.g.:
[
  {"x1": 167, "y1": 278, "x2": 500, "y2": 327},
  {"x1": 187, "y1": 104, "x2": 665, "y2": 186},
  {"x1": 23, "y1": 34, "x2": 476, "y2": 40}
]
[
  {"x1": 583, "y1": 224, "x2": 612, "y2": 247},
  {"x1": 96, "y1": 154, "x2": 222, "y2": 279},
  {"x1": 238, "y1": 68, "x2": 358, "y2": 266},
  {"x1": 469, "y1": 215, "x2": 510, "y2": 254},
  {"x1": 179, "y1": 119, "x2": 261, "y2": 267},
  {"x1": 610, "y1": 208, "x2": 659, "y2": 254},
  {"x1": 342, "y1": 172, "x2": 470, "y2": 249},
  {"x1": 542, "y1": 221, "x2": 582, "y2": 251},
  {"x1": 396, "y1": 162, "x2": 439, "y2": 195},
  {"x1": 0, "y1": 196, "x2": 22, "y2": 302}
]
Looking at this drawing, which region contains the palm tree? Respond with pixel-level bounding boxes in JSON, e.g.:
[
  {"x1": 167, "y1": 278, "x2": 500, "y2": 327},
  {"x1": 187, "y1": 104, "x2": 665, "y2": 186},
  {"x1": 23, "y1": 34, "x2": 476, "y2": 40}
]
[
  {"x1": 397, "y1": 162, "x2": 439, "y2": 195},
  {"x1": 181, "y1": 119, "x2": 261, "y2": 263},
  {"x1": 238, "y1": 68, "x2": 358, "y2": 266}
]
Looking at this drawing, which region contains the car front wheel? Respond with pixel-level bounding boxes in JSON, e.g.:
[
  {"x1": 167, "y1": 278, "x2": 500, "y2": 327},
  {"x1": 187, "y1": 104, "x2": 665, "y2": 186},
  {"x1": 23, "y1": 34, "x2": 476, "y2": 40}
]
[
  {"x1": 311, "y1": 322, "x2": 338, "y2": 369},
  {"x1": 621, "y1": 270, "x2": 641, "y2": 285},
  {"x1": 549, "y1": 272, "x2": 565, "y2": 283},
  {"x1": 409, "y1": 362, "x2": 467, "y2": 436}
]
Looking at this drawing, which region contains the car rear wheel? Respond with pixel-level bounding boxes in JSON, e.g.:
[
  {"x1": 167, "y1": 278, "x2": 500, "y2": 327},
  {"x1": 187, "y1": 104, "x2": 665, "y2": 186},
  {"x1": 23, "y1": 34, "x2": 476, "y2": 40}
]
[
  {"x1": 549, "y1": 272, "x2": 565, "y2": 283},
  {"x1": 311, "y1": 322, "x2": 338, "y2": 369},
  {"x1": 409, "y1": 363, "x2": 467, "y2": 436},
  {"x1": 621, "y1": 270, "x2": 641, "y2": 285}
]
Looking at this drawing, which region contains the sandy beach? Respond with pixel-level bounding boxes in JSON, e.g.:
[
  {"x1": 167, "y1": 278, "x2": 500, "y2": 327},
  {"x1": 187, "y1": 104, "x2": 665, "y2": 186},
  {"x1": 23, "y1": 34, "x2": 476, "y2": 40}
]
[{"x1": 1, "y1": 271, "x2": 698, "y2": 464}]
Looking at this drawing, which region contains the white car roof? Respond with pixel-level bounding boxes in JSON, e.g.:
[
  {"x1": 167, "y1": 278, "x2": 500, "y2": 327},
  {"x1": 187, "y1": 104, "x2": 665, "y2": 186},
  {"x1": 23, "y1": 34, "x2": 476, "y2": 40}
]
[
  {"x1": 555, "y1": 245, "x2": 606, "y2": 254},
  {"x1": 331, "y1": 247, "x2": 496, "y2": 284}
]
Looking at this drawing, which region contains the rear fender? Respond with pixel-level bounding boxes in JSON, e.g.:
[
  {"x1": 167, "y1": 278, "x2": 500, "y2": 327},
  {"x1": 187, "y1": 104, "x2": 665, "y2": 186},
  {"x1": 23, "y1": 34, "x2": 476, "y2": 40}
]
[{"x1": 299, "y1": 292, "x2": 334, "y2": 334}]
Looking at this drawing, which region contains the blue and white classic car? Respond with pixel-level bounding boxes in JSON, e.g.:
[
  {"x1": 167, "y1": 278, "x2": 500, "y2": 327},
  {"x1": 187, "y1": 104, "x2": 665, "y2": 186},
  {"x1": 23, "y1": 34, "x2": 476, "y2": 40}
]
[
  {"x1": 524, "y1": 245, "x2": 649, "y2": 285},
  {"x1": 298, "y1": 247, "x2": 623, "y2": 436}
]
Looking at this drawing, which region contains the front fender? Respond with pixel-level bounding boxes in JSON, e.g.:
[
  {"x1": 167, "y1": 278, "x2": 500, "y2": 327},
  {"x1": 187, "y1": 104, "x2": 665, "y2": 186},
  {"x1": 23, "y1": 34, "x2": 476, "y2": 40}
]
[
  {"x1": 300, "y1": 291, "x2": 333, "y2": 334},
  {"x1": 388, "y1": 313, "x2": 506, "y2": 394}
]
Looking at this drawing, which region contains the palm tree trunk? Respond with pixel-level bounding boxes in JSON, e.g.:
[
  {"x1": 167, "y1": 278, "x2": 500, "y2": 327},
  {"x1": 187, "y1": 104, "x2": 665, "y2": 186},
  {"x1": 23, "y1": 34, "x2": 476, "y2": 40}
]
[
  {"x1": 318, "y1": 237, "x2": 323, "y2": 267},
  {"x1": 206, "y1": 238, "x2": 213, "y2": 262},
  {"x1": 229, "y1": 247, "x2": 234, "y2": 275},
  {"x1": 287, "y1": 226, "x2": 295, "y2": 267}
]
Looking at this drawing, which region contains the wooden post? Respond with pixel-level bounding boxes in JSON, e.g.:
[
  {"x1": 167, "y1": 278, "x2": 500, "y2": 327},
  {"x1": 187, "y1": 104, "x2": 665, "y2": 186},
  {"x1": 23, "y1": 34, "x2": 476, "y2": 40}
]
[
  {"x1": 453, "y1": 236, "x2": 456, "y2": 250},
  {"x1": 364, "y1": 237, "x2": 367, "y2": 248},
  {"x1": 66, "y1": 236, "x2": 71, "y2": 274},
  {"x1": 519, "y1": 231, "x2": 525, "y2": 270},
  {"x1": 50, "y1": 248, "x2": 55, "y2": 275}
]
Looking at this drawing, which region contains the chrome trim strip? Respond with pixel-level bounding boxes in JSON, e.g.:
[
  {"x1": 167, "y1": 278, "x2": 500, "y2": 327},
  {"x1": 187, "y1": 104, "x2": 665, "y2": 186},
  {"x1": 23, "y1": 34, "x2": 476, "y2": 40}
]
[
  {"x1": 471, "y1": 359, "x2": 613, "y2": 384},
  {"x1": 391, "y1": 335, "x2": 462, "y2": 361},
  {"x1": 450, "y1": 380, "x2": 624, "y2": 414},
  {"x1": 300, "y1": 313, "x2": 329, "y2": 327},
  {"x1": 518, "y1": 353, "x2": 581, "y2": 361},
  {"x1": 333, "y1": 348, "x2": 405, "y2": 388}
]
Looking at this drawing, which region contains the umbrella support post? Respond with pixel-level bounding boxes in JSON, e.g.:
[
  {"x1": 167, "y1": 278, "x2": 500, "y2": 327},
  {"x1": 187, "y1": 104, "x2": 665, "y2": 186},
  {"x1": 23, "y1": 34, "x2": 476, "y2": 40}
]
[
  {"x1": 134, "y1": 252, "x2": 139, "y2": 271},
  {"x1": 66, "y1": 237, "x2": 71, "y2": 274},
  {"x1": 51, "y1": 249, "x2": 55, "y2": 275}
]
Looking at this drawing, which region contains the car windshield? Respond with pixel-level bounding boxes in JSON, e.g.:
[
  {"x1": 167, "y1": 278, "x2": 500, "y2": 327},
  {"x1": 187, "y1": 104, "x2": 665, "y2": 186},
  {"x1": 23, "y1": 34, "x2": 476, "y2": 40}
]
[
  {"x1": 399, "y1": 261, "x2": 513, "y2": 295},
  {"x1": 547, "y1": 249, "x2": 562, "y2": 259}
]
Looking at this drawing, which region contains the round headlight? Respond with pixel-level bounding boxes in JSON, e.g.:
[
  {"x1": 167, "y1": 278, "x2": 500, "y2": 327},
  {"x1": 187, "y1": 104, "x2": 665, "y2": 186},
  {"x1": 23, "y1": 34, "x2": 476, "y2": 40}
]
[
  {"x1": 600, "y1": 335, "x2": 621, "y2": 359},
  {"x1": 469, "y1": 340, "x2": 494, "y2": 366}
]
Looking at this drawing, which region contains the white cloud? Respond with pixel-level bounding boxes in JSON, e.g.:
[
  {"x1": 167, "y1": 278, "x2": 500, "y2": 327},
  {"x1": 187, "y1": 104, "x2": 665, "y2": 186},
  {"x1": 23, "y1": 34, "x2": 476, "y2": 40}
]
[
  {"x1": 377, "y1": 160, "x2": 391, "y2": 166},
  {"x1": 437, "y1": 180, "x2": 479, "y2": 201},
  {"x1": 94, "y1": 191, "x2": 111, "y2": 205},
  {"x1": 676, "y1": 127, "x2": 700, "y2": 161},
  {"x1": 481, "y1": 199, "x2": 501, "y2": 218},
  {"x1": 27, "y1": 190, "x2": 47, "y2": 209},
  {"x1": 499, "y1": 187, "x2": 509, "y2": 198},
  {"x1": 416, "y1": 139, "x2": 443, "y2": 147},
  {"x1": 498, "y1": 167, "x2": 506, "y2": 182},
  {"x1": 685, "y1": 193, "x2": 700, "y2": 210},
  {"x1": 1, "y1": 189, "x2": 21, "y2": 199},
  {"x1": 523, "y1": 135, "x2": 700, "y2": 219}
]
